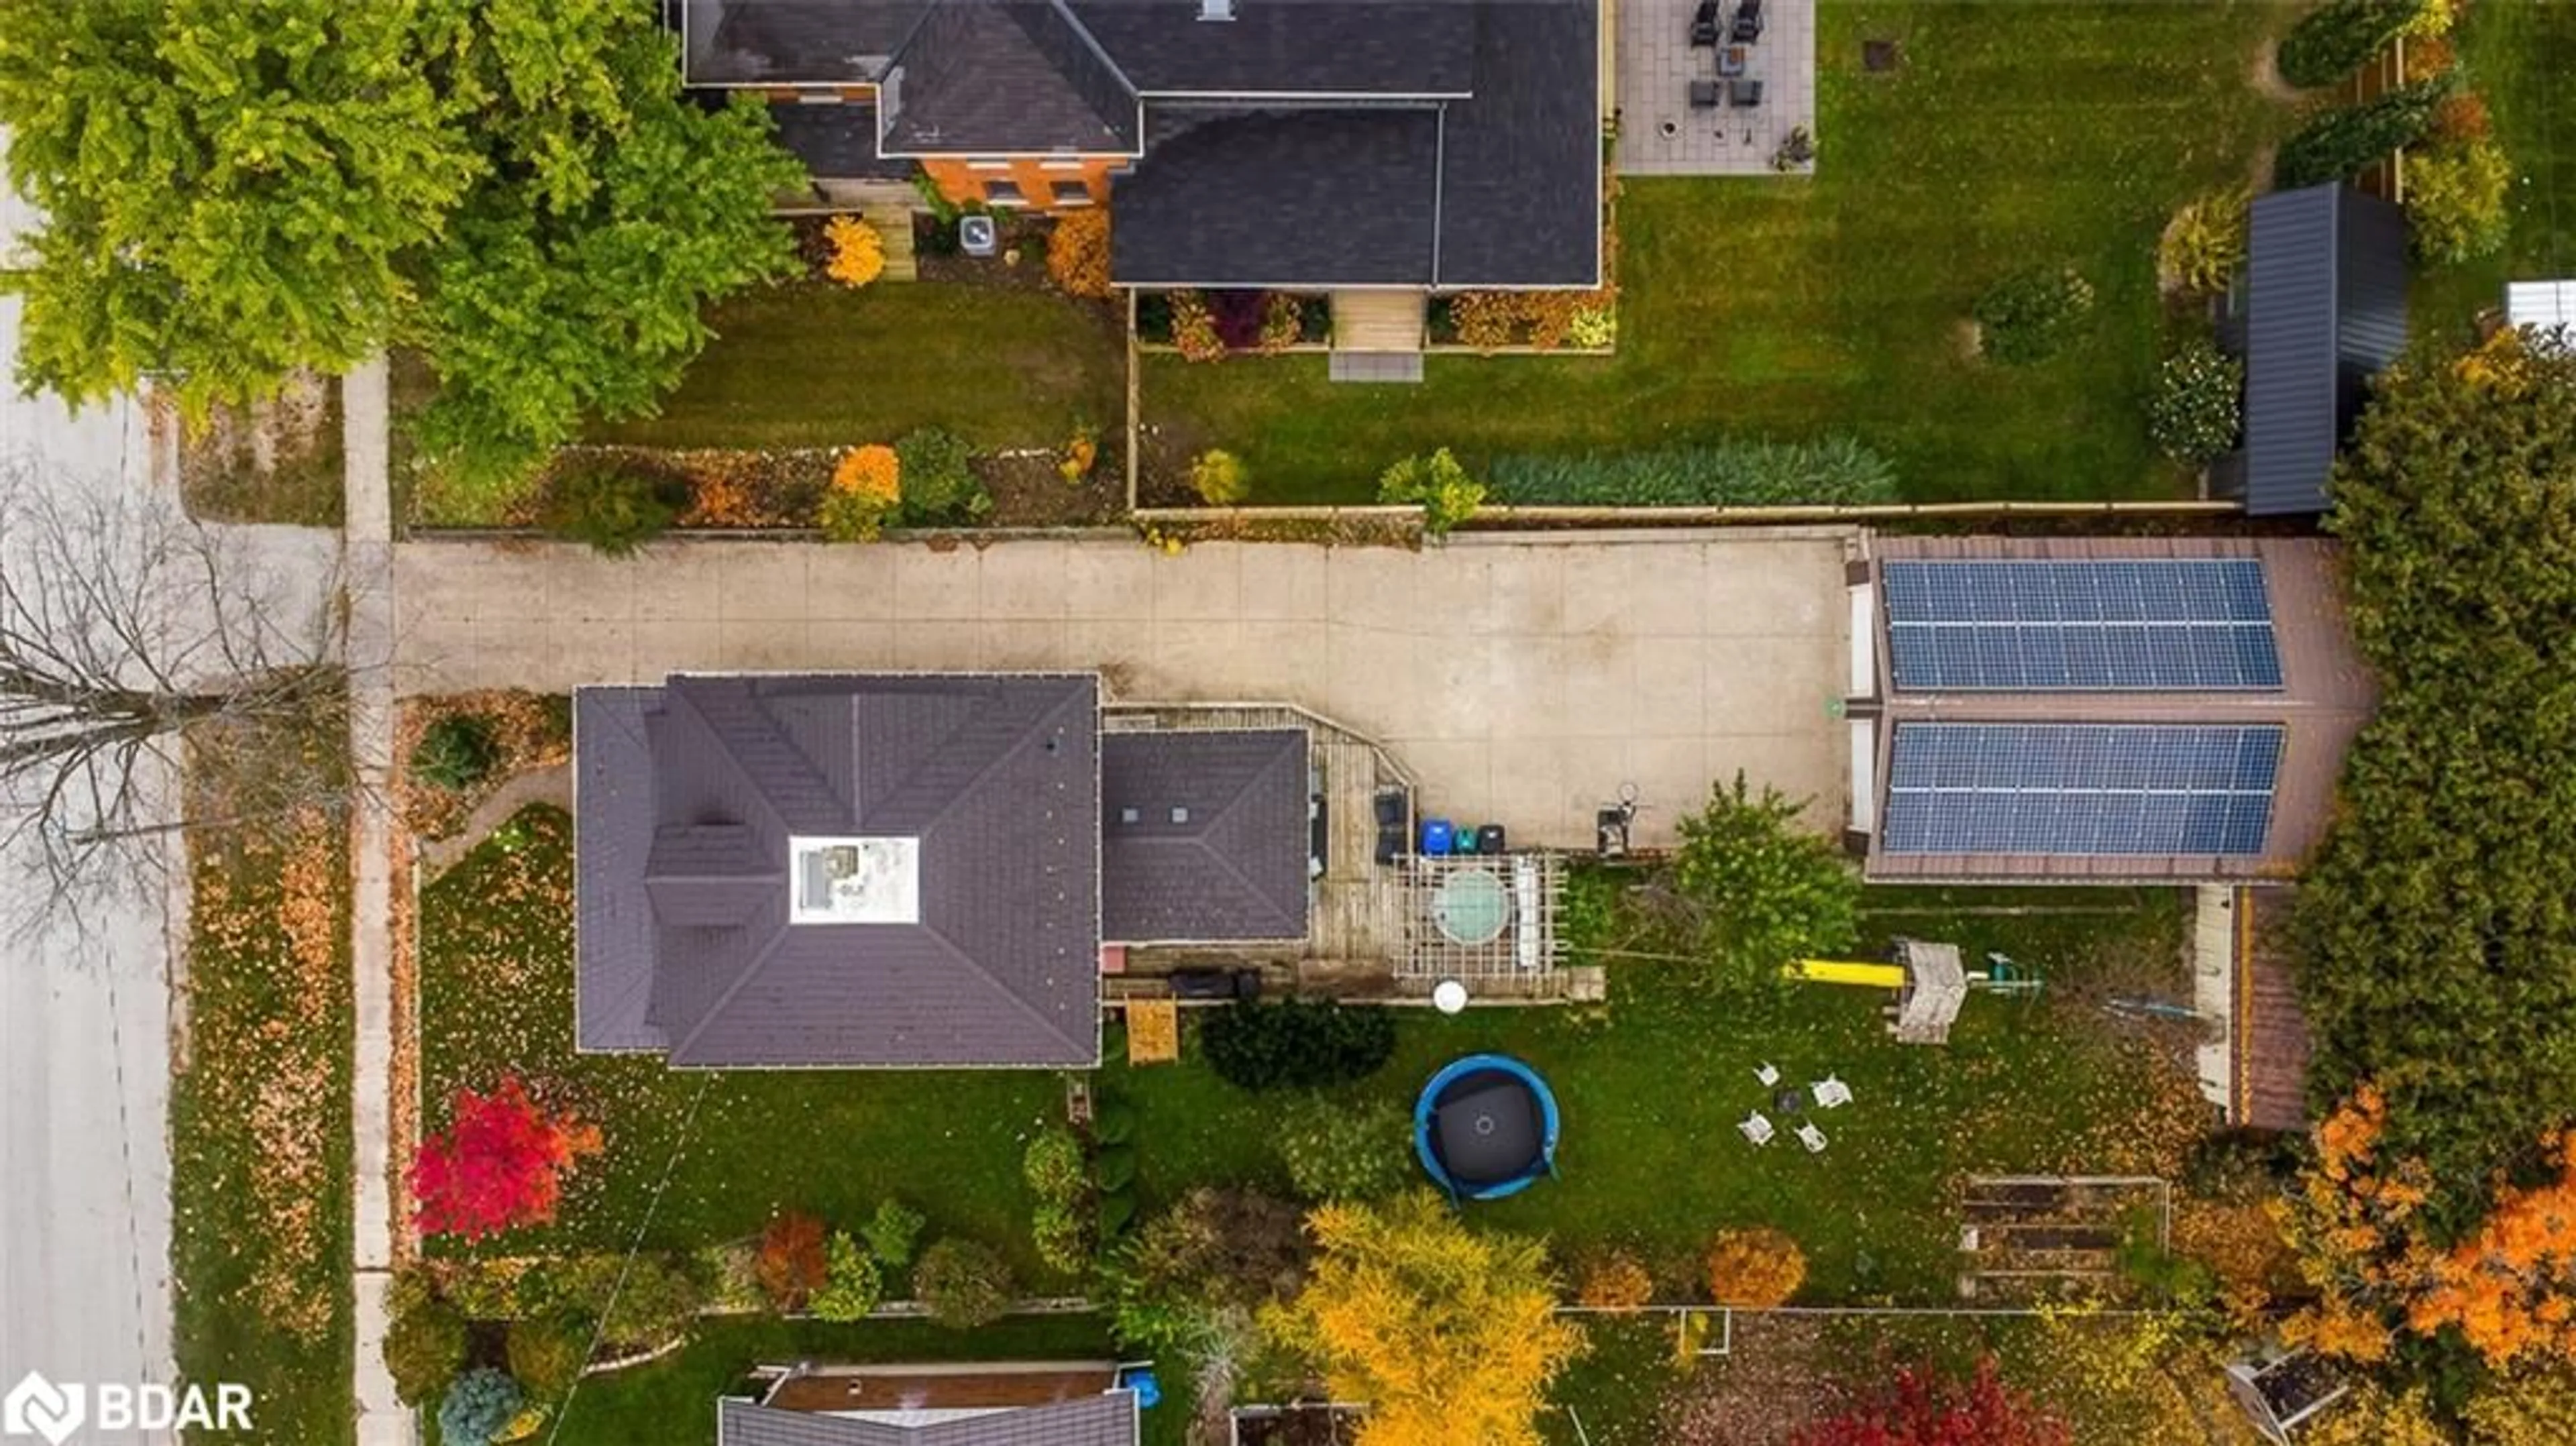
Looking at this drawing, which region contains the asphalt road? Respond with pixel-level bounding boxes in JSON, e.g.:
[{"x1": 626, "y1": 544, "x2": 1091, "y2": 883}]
[{"x1": 0, "y1": 174, "x2": 179, "y2": 1442}]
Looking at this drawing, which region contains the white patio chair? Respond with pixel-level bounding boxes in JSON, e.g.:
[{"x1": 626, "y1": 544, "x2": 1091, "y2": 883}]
[
  {"x1": 1812, "y1": 1075, "x2": 1853, "y2": 1109},
  {"x1": 1738, "y1": 1111, "x2": 1775, "y2": 1146},
  {"x1": 1796, "y1": 1122, "x2": 1828, "y2": 1153},
  {"x1": 1754, "y1": 1062, "x2": 1782, "y2": 1087}
]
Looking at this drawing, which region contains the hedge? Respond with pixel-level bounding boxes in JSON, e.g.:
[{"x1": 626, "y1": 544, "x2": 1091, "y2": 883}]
[
  {"x1": 2275, "y1": 79, "x2": 2452, "y2": 190},
  {"x1": 1487, "y1": 437, "x2": 1899, "y2": 508},
  {"x1": 2276, "y1": 0, "x2": 2421, "y2": 89}
]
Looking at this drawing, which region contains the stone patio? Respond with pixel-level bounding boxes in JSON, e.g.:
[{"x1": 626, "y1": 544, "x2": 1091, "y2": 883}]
[{"x1": 1614, "y1": 0, "x2": 1815, "y2": 176}]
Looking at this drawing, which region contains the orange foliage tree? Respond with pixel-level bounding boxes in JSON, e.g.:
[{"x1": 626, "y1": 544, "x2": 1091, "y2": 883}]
[
  {"x1": 1578, "y1": 1251, "x2": 1654, "y2": 1311},
  {"x1": 1260, "y1": 1190, "x2": 1582, "y2": 1446},
  {"x1": 2408, "y1": 1132, "x2": 2576, "y2": 1367},
  {"x1": 1046, "y1": 211, "x2": 1112, "y2": 299},
  {"x1": 2273, "y1": 1084, "x2": 2438, "y2": 1364},
  {"x1": 1706, "y1": 1227, "x2": 1807, "y2": 1308}
]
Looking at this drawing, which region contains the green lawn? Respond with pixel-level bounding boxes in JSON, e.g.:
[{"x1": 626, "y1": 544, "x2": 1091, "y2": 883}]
[
  {"x1": 1144, "y1": 0, "x2": 2296, "y2": 504},
  {"x1": 2411, "y1": 0, "x2": 2576, "y2": 342},
  {"x1": 172, "y1": 813, "x2": 354, "y2": 1444},
  {"x1": 1106, "y1": 882, "x2": 2199, "y2": 1303},
  {"x1": 546, "y1": 1316, "x2": 1189, "y2": 1446},
  {"x1": 586, "y1": 280, "x2": 1125, "y2": 451},
  {"x1": 417, "y1": 806, "x2": 1069, "y2": 1284}
]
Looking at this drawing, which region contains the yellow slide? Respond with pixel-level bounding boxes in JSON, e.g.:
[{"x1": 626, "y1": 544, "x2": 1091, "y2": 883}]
[{"x1": 1783, "y1": 958, "x2": 1908, "y2": 989}]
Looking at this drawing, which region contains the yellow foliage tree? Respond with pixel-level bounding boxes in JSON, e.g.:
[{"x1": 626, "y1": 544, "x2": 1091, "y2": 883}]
[
  {"x1": 1046, "y1": 211, "x2": 1112, "y2": 298},
  {"x1": 1260, "y1": 1191, "x2": 1582, "y2": 1446},
  {"x1": 1705, "y1": 1227, "x2": 1806, "y2": 1307},
  {"x1": 2297, "y1": 1384, "x2": 2451, "y2": 1446},
  {"x1": 824, "y1": 216, "x2": 885, "y2": 288},
  {"x1": 2467, "y1": 1368, "x2": 2576, "y2": 1446}
]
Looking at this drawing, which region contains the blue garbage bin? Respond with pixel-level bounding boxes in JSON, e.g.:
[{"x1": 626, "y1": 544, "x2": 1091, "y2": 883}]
[
  {"x1": 1420, "y1": 818, "x2": 1453, "y2": 856},
  {"x1": 1118, "y1": 1367, "x2": 1163, "y2": 1410}
]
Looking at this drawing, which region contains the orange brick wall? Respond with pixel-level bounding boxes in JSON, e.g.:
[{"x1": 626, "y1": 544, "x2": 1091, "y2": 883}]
[{"x1": 919, "y1": 157, "x2": 1122, "y2": 213}]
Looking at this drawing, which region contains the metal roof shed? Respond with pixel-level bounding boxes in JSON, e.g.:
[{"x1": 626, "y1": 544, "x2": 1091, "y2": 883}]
[{"x1": 2242, "y1": 184, "x2": 2410, "y2": 518}]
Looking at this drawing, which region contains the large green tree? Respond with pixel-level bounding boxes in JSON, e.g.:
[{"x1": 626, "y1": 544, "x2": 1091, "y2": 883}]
[
  {"x1": 0, "y1": 0, "x2": 799, "y2": 487},
  {"x1": 2301, "y1": 331, "x2": 2576, "y2": 1219}
]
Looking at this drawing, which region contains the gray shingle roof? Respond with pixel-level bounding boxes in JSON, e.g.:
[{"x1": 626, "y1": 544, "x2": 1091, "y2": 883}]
[
  {"x1": 2243, "y1": 183, "x2": 2410, "y2": 518},
  {"x1": 576, "y1": 674, "x2": 1102, "y2": 1068},
  {"x1": 1101, "y1": 729, "x2": 1311, "y2": 942},
  {"x1": 718, "y1": 1394, "x2": 1138, "y2": 1446},
  {"x1": 1063, "y1": 0, "x2": 1476, "y2": 95},
  {"x1": 684, "y1": 0, "x2": 931, "y2": 84},
  {"x1": 1110, "y1": 109, "x2": 1442, "y2": 286},
  {"x1": 882, "y1": 0, "x2": 1138, "y2": 154}
]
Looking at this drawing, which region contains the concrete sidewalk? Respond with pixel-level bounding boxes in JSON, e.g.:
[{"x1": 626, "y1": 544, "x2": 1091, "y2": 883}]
[{"x1": 396, "y1": 530, "x2": 1854, "y2": 849}]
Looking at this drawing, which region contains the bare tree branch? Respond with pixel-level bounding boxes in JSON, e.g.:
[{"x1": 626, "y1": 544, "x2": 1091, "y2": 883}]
[{"x1": 0, "y1": 460, "x2": 356, "y2": 937}]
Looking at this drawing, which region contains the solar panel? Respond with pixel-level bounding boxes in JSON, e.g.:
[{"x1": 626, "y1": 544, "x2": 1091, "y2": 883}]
[
  {"x1": 1882, "y1": 723, "x2": 2282, "y2": 856},
  {"x1": 1884, "y1": 560, "x2": 2284, "y2": 691}
]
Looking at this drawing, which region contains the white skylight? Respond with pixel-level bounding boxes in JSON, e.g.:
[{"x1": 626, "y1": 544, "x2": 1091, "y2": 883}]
[{"x1": 790, "y1": 836, "x2": 921, "y2": 925}]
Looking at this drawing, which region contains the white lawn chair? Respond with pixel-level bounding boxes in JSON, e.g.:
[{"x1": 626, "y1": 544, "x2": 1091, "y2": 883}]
[
  {"x1": 1812, "y1": 1075, "x2": 1853, "y2": 1110},
  {"x1": 1796, "y1": 1122, "x2": 1828, "y2": 1153},
  {"x1": 1754, "y1": 1062, "x2": 1782, "y2": 1087},
  {"x1": 1738, "y1": 1111, "x2": 1776, "y2": 1146}
]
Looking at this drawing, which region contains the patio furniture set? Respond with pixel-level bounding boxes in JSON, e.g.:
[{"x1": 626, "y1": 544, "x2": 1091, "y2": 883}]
[
  {"x1": 1687, "y1": 0, "x2": 1766, "y2": 112},
  {"x1": 1738, "y1": 1063, "x2": 1849, "y2": 1153}
]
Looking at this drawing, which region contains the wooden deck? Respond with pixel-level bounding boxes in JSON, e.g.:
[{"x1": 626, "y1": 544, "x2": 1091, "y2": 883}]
[
  {"x1": 797, "y1": 179, "x2": 919, "y2": 281},
  {"x1": 1331, "y1": 290, "x2": 1427, "y2": 353}
]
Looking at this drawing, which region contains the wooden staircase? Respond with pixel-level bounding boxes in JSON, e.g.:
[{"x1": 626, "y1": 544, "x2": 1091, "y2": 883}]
[
  {"x1": 1328, "y1": 290, "x2": 1426, "y2": 382},
  {"x1": 812, "y1": 178, "x2": 920, "y2": 282}
]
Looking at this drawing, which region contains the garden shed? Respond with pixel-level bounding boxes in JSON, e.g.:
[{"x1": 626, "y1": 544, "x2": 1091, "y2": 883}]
[{"x1": 2235, "y1": 182, "x2": 2410, "y2": 517}]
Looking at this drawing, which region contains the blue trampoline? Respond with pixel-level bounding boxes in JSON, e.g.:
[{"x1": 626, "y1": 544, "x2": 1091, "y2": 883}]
[{"x1": 1414, "y1": 1054, "x2": 1560, "y2": 1201}]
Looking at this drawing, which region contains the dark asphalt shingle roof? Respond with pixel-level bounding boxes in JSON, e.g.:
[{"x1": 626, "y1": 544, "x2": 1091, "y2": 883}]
[
  {"x1": 2243, "y1": 183, "x2": 2410, "y2": 518},
  {"x1": 1102, "y1": 730, "x2": 1311, "y2": 942},
  {"x1": 1431, "y1": 0, "x2": 1599, "y2": 287},
  {"x1": 1110, "y1": 109, "x2": 1441, "y2": 285},
  {"x1": 1064, "y1": 0, "x2": 1476, "y2": 95},
  {"x1": 883, "y1": 0, "x2": 1138, "y2": 153},
  {"x1": 684, "y1": 0, "x2": 929, "y2": 83},
  {"x1": 576, "y1": 674, "x2": 1102, "y2": 1068},
  {"x1": 767, "y1": 101, "x2": 918, "y2": 180},
  {"x1": 718, "y1": 1395, "x2": 1138, "y2": 1446}
]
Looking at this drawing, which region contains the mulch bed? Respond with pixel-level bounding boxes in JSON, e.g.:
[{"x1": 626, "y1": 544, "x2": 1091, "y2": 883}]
[
  {"x1": 979, "y1": 449, "x2": 1125, "y2": 527},
  {"x1": 916, "y1": 210, "x2": 1060, "y2": 290}
]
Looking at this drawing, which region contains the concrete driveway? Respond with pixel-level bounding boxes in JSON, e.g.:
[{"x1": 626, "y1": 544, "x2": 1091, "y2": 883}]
[{"x1": 394, "y1": 529, "x2": 1854, "y2": 849}]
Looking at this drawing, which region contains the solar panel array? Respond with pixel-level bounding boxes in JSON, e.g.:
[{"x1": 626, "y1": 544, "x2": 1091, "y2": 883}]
[
  {"x1": 1883, "y1": 723, "x2": 2282, "y2": 856},
  {"x1": 1884, "y1": 560, "x2": 2283, "y2": 691}
]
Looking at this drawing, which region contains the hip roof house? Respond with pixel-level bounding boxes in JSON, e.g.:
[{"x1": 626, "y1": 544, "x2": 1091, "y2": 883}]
[
  {"x1": 674, "y1": 0, "x2": 1603, "y2": 290},
  {"x1": 575, "y1": 673, "x2": 1309, "y2": 1068}
]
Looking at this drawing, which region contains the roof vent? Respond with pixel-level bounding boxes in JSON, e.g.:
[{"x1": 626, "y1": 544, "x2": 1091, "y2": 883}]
[
  {"x1": 1171, "y1": 806, "x2": 1191, "y2": 824},
  {"x1": 789, "y1": 836, "x2": 922, "y2": 925},
  {"x1": 1199, "y1": 0, "x2": 1234, "y2": 21},
  {"x1": 1120, "y1": 808, "x2": 1142, "y2": 824}
]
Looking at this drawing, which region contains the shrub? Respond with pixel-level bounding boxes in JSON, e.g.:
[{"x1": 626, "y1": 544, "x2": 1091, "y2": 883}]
[
  {"x1": 1974, "y1": 268, "x2": 2095, "y2": 366},
  {"x1": 1705, "y1": 1227, "x2": 1808, "y2": 1306},
  {"x1": 824, "y1": 215, "x2": 885, "y2": 288},
  {"x1": 1208, "y1": 290, "x2": 1273, "y2": 351},
  {"x1": 384, "y1": 1275, "x2": 468, "y2": 1406},
  {"x1": 809, "y1": 1232, "x2": 884, "y2": 1322},
  {"x1": 1095, "y1": 1145, "x2": 1137, "y2": 1194},
  {"x1": 1025, "y1": 1127, "x2": 1088, "y2": 1203},
  {"x1": 437, "y1": 1368, "x2": 524, "y2": 1446},
  {"x1": 816, "y1": 489, "x2": 889, "y2": 543},
  {"x1": 1046, "y1": 211, "x2": 1113, "y2": 298},
  {"x1": 2276, "y1": 78, "x2": 2451, "y2": 189},
  {"x1": 1202, "y1": 999, "x2": 1399, "y2": 1093},
  {"x1": 914, "y1": 1239, "x2": 1017, "y2": 1328},
  {"x1": 832, "y1": 444, "x2": 902, "y2": 506},
  {"x1": 1488, "y1": 437, "x2": 1898, "y2": 508},
  {"x1": 1377, "y1": 448, "x2": 1484, "y2": 535},
  {"x1": 1169, "y1": 290, "x2": 1226, "y2": 363},
  {"x1": 504, "y1": 1313, "x2": 590, "y2": 1396},
  {"x1": 1570, "y1": 304, "x2": 1617, "y2": 349},
  {"x1": 2159, "y1": 185, "x2": 2251, "y2": 297},
  {"x1": 1059, "y1": 429, "x2": 1098, "y2": 482},
  {"x1": 1259, "y1": 292, "x2": 1304, "y2": 353},
  {"x1": 1099, "y1": 1189, "x2": 1138, "y2": 1238},
  {"x1": 1668, "y1": 774, "x2": 1862, "y2": 991},
  {"x1": 2277, "y1": 0, "x2": 2421, "y2": 89},
  {"x1": 1450, "y1": 292, "x2": 1521, "y2": 349},
  {"x1": 893, "y1": 427, "x2": 988, "y2": 523},
  {"x1": 541, "y1": 455, "x2": 692, "y2": 557},
  {"x1": 597, "y1": 1256, "x2": 704, "y2": 1347},
  {"x1": 2432, "y1": 90, "x2": 2490, "y2": 143},
  {"x1": 2406, "y1": 137, "x2": 2512, "y2": 265},
  {"x1": 1189, "y1": 448, "x2": 1250, "y2": 505},
  {"x1": 756, "y1": 1212, "x2": 828, "y2": 1312},
  {"x1": 2147, "y1": 339, "x2": 2246, "y2": 466},
  {"x1": 2402, "y1": 0, "x2": 2457, "y2": 38},
  {"x1": 411, "y1": 1076, "x2": 602, "y2": 1241},
  {"x1": 1094, "y1": 1100, "x2": 1138, "y2": 1146},
  {"x1": 1579, "y1": 1252, "x2": 1656, "y2": 1311},
  {"x1": 411, "y1": 713, "x2": 501, "y2": 793},
  {"x1": 1277, "y1": 1096, "x2": 1412, "y2": 1202},
  {"x1": 863, "y1": 1199, "x2": 927, "y2": 1269},
  {"x1": 1033, "y1": 1201, "x2": 1095, "y2": 1276}
]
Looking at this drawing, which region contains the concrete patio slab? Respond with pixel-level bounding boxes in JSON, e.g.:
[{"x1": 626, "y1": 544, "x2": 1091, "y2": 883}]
[
  {"x1": 1615, "y1": 0, "x2": 1815, "y2": 176},
  {"x1": 392, "y1": 530, "x2": 1856, "y2": 849}
]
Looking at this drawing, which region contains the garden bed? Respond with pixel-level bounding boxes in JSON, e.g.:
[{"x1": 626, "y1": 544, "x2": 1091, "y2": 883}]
[{"x1": 1135, "y1": 290, "x2": 1333, "y2": 356}]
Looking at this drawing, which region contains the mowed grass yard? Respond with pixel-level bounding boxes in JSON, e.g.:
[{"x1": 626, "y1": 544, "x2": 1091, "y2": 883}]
[
  {"x1": 1106, "y1": 881, "x2": 2206, "y2": 1303},
  {"x1": 587, "y1": 280, "x2": 1126, "y2": 452},
  {"x1": 1144, "y1": 0, "x2": 2296, "y2": 504},
  {"x1": 2412, "y1": 0, "x2": 2576, "y2": 341}
]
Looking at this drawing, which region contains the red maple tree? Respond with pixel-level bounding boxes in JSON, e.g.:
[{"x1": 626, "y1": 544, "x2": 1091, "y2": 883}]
[
  {"x1": 411, "y1": 1076, "x2": 602, "y2": 1240},
  {"x1": 1792, "y1": 1359, "x2": 2069, "y2": 1446}
]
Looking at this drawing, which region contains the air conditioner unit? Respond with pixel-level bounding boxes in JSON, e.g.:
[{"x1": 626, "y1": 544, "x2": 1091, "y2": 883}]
[{"x1": 959, "y1": 213, "x2": 998, "y2": 257}]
